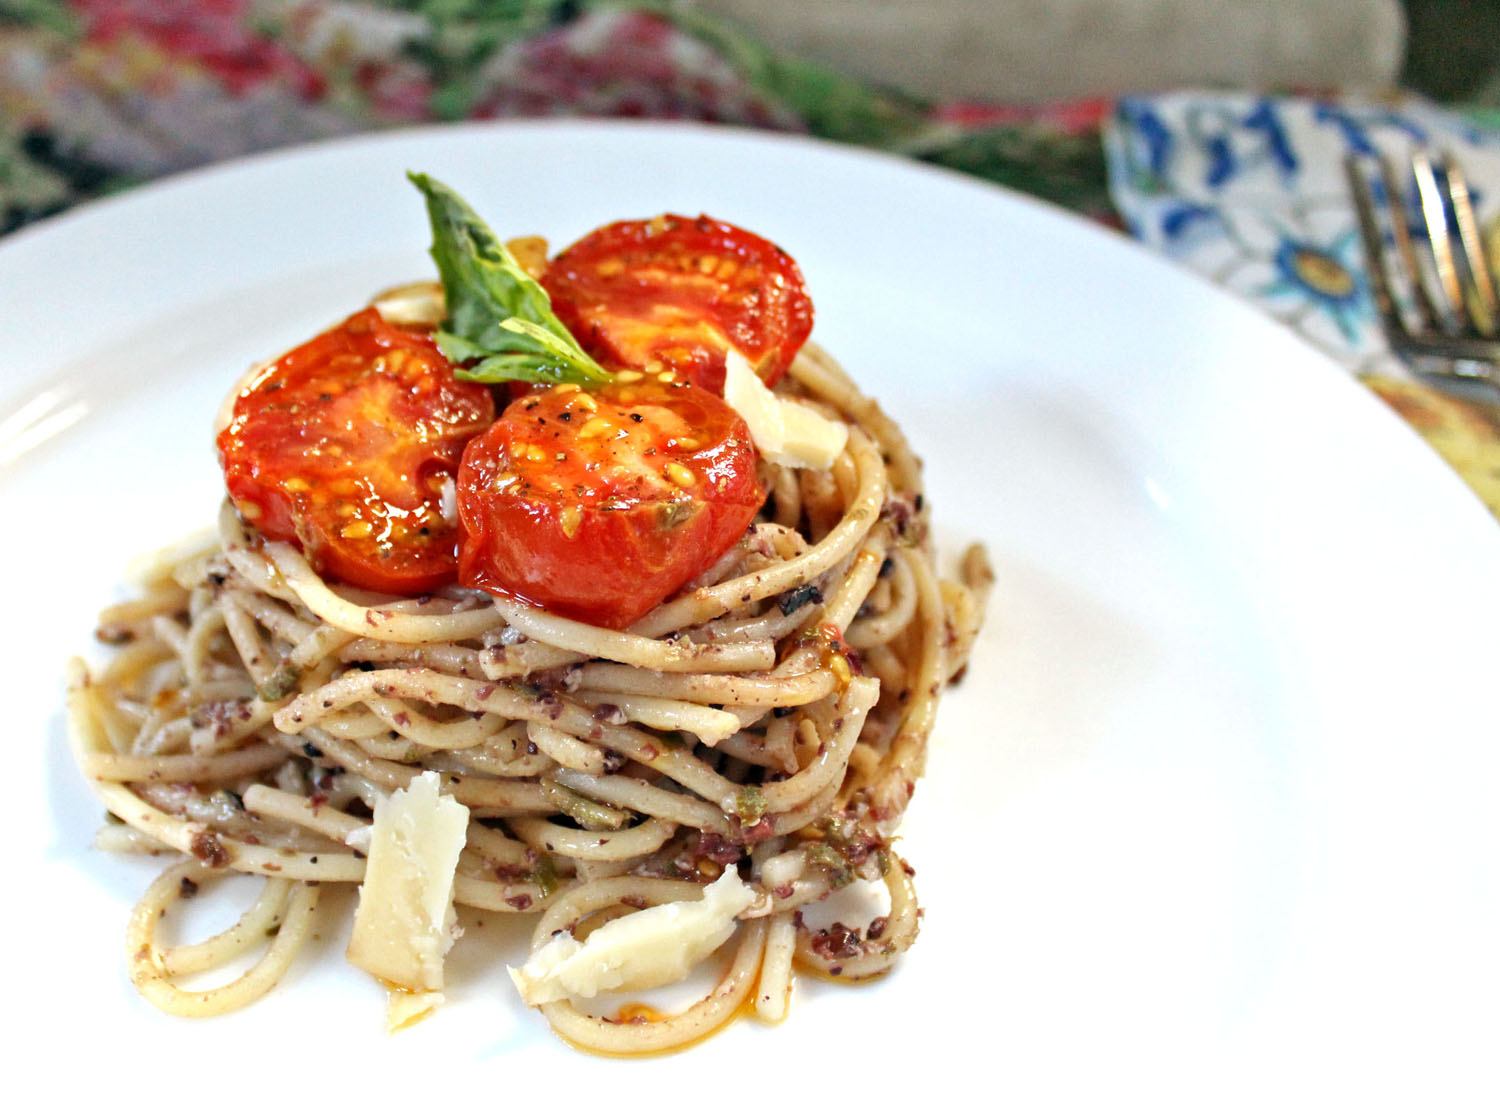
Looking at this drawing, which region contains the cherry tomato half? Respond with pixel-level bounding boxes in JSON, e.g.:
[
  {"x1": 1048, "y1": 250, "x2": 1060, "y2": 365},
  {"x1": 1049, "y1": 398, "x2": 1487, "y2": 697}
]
[
  {"x1": 217, "y1": 308, "x2": 495, "y2": 595},
  {"x1": 457, "y1": 378, "x2": 767, "y2": 629},
  {"x1": 541, "y1": 214, "x2": 814, "y2": 394}
]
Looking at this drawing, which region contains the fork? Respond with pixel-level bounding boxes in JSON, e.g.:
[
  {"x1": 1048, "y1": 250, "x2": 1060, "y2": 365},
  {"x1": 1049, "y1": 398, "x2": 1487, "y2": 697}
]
[{"x1": 1345, "y1": 149, "x2": 1500, "y2": 383}]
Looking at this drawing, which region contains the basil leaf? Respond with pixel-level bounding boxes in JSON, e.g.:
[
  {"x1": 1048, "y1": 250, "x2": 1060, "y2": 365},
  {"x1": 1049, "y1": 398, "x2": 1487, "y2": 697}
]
[{"x1": 408, "y1": 171, "x2": 612, "y2": 387}]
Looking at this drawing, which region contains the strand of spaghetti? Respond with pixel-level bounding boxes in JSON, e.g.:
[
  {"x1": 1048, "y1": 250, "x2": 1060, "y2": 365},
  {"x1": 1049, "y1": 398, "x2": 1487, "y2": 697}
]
[
  {"x1": 452, "y1": 876, "x2": 550, "y2": 913},
  {"x1": 316, "y1": 709, "x2": 391, "y2": 740},
  {"x1": 131, "y1": 711, "x2": 193, "y2": 756},
  {"x1": 718, "y1": 714, "x2": 799, "y2": 773},
  {"x1": 940, "y1": 544, "x2": 995, "y2": 680},
  {"x1": 158, "y1": 873, "x2": 295, "y2": 975},
  {"x1": 846, "y1": 543, "x2": 919, "y2": 649},
  {"x1": 769, "y1": 463, "x2": 802, "y2": 527},
  {"x1": 128, "y1": 525, "x2": 219, "y2": 587},
  {"x1": 219, "y1": 596, "x2": 278, "y2": 691},
  {"x1": 96, "y1": 588, "x2": 190, "y2": 634},
  {"x1": 92, "y1": 636, "x2": 176, "y2": 692},
  {"x1": 794, "y1": 853, "x2": 920, "y2": 980},
  {"x1": 631, "y1": 429, "x2": 887, "y2": 637},
  {"x1": 865, "y1": 547, "x2": 946, "y2": 819},
  {"x1": 491, "y1": 593, "x2": 776, "y2": 672},
  {"x1": 755, "y1": 910, "x2": 798, "y2": 1022},
  {"x1": 150, "y1": 613, "x2": 190, "y2": 663},
  {"x1": 476, "y1": 638, "x2": 582, "y2": 678},
  {"x1": 830, "y1": 445, "x2": 861, "y2": 504},
  {"x1": 542, "y1": 776, "x2": 631, "y2": 829},
  {"x1": 798, "y1": 465, "x2": 842, "y2": 543},
  {"x1": 281, "y1": 727, "x2": 554, "y2": 814},
  {"x1": 181, "y1": 604, "x2": 227, "y2": 691},
  {"x1": 526, "y1": 721, "x2": 607, "y2": 774},
  {"x1": 755, "y1": 776, "x2": 843, "y2": 841},
  {"x1": 750, "y1": 677, "x2": 877, "y2": 816},
  {"x1": 688, "y1": 596, "x2": 820, "y2": 643},
  {"x1": 169, "y1": 553, "x2": 223, "y2": 596},
  {"x1": 80, "y1": 742, "x2": 289, "y2": 784},
  {"x1": 352, "y1": 734, "x2": 415, "y2": 761},
  {"x1": 583, "y1": 725, "x2": 739, "y2": 806},
  {"x1": 263, "y1": 541, "x2": 505, "y2": 642},
  {"x1": 550, "y1": 770, "x2": 732, "y2": 834},
  {"x1": 462, "y1": 820, "x2": 536, "y2": 866},
  {"x1": 822, "y1": 532, "x2": 894, "y2": 633},
  {"x1": 287, "y1": 621, "x2": 357, "y2": 668},
  {"x1": 710, "y1": 730, "x2": 782, "y2": 771},
  {"x1": 570, "y1": 689, "x2": 740, "y2": 745},
  {"x1": 94, "y1": 823, "x2": 171, "y2": 855},
  {"x1": 361, "y1": 696, "x2": 509, "y2": 751},
  {"x1": 187, "y1": 696, "x2": 279, "y2": 754},
  {"x1": 241, "y1": 784, "x2": 370, "y2": 850},
  {"x1": 223, "y1": 548, "x2": 296, "y2": 602},
  {"x1": 432, "y1": 741, "x2": 555, "y2": 774},
  {"x1": 572, "y1": 663, "x2": 838, "y2": 708},
  {"x1": 508, "y1": 814, "x2": 678, "y2": 863},
  {"x1": 341, "y1": 638, "x2": 495, "y2": 679},
  {"x1": 126, "y1": 861, "x2": 320, "y2": 1017},
  {"x1": 274, "y1": 667, "x2": 600, "y2": 736},
  {"x1": 223, "y1": 584, "x2": 316, "y2": 646}
]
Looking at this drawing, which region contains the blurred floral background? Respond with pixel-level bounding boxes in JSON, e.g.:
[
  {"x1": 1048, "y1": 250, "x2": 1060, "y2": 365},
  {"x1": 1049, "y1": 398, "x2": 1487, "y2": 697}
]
[{"x1": 0, "y1": 0, "x2": 1125, "y2": 233}]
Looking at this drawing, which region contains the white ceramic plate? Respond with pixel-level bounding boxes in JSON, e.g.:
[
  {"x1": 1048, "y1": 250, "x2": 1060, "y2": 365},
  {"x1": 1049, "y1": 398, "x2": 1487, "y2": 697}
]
[{"x1": 5, "y1": 121, "x2": 1499, "y2": 1097}]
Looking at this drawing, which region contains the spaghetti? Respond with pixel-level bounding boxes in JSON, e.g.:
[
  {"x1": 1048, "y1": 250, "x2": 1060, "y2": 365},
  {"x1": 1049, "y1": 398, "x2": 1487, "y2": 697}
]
[{"x1": 67, "y1": 218, "x2": 990, "y2": 1053}]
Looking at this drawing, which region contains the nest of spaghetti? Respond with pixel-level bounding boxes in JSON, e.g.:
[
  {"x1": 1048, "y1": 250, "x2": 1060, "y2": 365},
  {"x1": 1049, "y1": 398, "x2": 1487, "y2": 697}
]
[{"x1": 67, "y1": 343, "x2": 991, "y2": 1053}]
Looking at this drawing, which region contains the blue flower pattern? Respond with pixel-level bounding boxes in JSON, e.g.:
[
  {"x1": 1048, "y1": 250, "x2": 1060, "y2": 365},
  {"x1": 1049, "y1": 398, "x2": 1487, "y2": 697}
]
[{"x1": 1105, "y1": 93, "x2": 1500, "y2": 377}]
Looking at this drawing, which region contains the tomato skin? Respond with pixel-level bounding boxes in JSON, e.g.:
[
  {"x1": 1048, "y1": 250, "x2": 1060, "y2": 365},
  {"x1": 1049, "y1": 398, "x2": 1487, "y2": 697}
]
[
  {"x1": 457, "y1": 378, "x2": 766, "y2": 629},
  {"x1": 540, "y1": 214, "x2": 814, "y2": 393},
  {"x1": 217, "y1": 308, "x2": 495, "y2": 595}
]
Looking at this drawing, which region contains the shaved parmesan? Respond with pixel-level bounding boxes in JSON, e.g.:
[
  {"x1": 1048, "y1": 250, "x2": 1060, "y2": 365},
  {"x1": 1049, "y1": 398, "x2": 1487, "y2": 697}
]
[
  {"x1": 385, "y1": 989, "x2": 445, "y2": 1033},
  {"x1": 722, "y1": 349, "x2": 848, "y2": 470},
  {"x1": 346, "y1": 771, "x2": 469, "y2": 1017},
  {"x1": 369, "y1": 280, "x2": 446, "y2": 327},
  {"x1": 509, "y1": 868, "x2": 755, "y2": 1005}
]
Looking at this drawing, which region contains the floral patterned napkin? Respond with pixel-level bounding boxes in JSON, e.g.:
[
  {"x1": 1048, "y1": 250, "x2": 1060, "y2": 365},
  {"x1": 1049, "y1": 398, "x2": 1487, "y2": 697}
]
[
  {"x1": 1106, "y1": 92, "x2": 1500, "y2": 516},
  {"x1": 1106, "y1": 92, "x2": 1500, "y2": 377}
]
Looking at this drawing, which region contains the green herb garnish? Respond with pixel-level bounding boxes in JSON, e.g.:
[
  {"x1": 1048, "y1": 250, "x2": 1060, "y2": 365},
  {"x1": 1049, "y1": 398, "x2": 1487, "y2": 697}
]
[{"x1": 408, "y1": 171, "x2": 613, "y2": 387}]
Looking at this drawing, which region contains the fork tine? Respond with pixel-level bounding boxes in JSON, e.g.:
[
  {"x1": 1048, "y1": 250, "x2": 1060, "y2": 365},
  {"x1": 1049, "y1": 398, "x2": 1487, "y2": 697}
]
[
  {"x1": 1344, "y1": 154, "x2": 1405, "y2": 336},
  {"x1": 1441, "y1": 151, "x2": 1498, "y2": 336},
  {"x1": 1375, "y1": 151, "x2": 1444, "y2": 332},
  {"x1": 1411, "y1": 149, "x2": 1466, "y2": 330}
]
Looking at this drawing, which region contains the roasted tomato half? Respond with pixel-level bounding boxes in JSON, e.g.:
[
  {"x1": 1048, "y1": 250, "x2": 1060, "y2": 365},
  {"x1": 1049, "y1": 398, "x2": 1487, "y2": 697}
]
[
  {"x1": 217, "y1": 308, "x2": 495, "y2": 595},
  {"x1": 541, "y1": 214, "x2": 814, "y2": 393},
  {"x1": 457, "y1": 377, "x2": 767, "y2": 629}
]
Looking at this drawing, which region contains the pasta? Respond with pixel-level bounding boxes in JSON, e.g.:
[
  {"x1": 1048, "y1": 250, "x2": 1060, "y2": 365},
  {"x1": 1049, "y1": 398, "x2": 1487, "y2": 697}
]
[{"x1": 65, "y1": 211, "x2": 991, "y2": 1053}]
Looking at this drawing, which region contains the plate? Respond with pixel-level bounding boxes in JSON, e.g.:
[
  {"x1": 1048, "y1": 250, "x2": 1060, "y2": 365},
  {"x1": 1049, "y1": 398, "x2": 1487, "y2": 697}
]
[{"x1": 4, "y1": 120, "x2": 1499, "y2": 1096}]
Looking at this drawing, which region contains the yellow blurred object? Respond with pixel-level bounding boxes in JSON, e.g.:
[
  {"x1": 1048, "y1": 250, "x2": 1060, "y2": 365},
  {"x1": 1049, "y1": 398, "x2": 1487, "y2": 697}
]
[{"x1": 1364, "y1": 376, "x2": 1500, "y2": 520}]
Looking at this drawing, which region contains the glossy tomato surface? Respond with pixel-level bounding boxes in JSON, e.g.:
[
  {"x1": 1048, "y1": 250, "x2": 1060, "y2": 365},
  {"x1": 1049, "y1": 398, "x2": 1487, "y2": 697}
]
[
  {"x1": 217, "y1": 308, "x2": 495, "y2": 595},
  {"x1": 541, "y1": 214, "x2": 814, "y2": 394},
  {"x1": 457, "y1": 378, "x2": 766, "y2": 628}
]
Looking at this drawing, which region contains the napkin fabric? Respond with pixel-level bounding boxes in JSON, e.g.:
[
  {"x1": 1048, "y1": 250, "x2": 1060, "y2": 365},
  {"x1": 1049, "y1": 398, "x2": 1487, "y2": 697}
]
[{"x1": 1105, "y1": 91, "x2": 1500, "y2": 378}]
